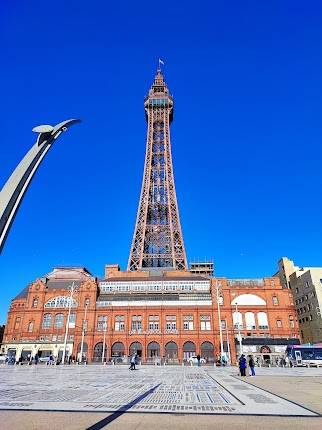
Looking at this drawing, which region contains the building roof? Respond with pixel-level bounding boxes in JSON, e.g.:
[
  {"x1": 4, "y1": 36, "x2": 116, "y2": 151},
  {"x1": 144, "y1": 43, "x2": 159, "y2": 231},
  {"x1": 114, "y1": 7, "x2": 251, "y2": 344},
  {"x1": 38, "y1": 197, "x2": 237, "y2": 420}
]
[{"x1": 13, "y1": 286, "x2": 29, "y2": 300}]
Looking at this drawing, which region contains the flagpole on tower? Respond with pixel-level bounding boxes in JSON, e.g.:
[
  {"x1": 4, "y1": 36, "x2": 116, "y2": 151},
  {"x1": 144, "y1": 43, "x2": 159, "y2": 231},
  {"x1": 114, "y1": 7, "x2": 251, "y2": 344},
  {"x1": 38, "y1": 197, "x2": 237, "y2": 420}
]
[{"x1": 158, "y1": 58, "x2": 165, "y2": 71}]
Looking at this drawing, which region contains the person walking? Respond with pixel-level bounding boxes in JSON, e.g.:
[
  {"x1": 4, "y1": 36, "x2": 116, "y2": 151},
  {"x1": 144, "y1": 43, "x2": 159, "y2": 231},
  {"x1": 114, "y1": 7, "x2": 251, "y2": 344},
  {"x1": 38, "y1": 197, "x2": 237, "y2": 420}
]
[
  {"x1": 248, "y1": 355, "x2": 255, "y2": 376},
  {"x1": 239, "y1": 354, "x2": 247, "y2": 376},
  {"x1": 129, "y1": 353, "x2": 136, "y2": 370}
]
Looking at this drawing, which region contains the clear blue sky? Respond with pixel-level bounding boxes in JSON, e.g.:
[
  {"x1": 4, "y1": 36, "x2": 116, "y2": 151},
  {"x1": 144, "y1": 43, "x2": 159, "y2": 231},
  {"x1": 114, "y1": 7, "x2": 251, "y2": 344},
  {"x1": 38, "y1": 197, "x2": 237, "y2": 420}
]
[{"x1": 0, "y1": 0, "x2": 321, "y2": 324}]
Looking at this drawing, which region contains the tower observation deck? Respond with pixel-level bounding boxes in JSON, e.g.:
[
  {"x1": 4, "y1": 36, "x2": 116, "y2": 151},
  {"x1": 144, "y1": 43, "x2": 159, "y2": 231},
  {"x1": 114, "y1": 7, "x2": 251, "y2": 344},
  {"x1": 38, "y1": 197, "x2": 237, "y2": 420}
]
[{"x1": 128, "y1": 68, "x2": 187, "y2": 271}]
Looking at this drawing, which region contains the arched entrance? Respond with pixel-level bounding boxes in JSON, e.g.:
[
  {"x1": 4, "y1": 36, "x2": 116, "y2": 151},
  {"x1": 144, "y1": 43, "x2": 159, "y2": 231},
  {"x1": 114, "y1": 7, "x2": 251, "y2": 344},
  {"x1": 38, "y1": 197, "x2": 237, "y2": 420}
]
[
  {"x1": 201, "y1": 341, "x2": 214, "y2": 363},
  {"x1": 93, "y1": 342, "x2": 107, "y2": 362},
  {"x1": 129, "y1": 342, "x2": 143, "y2": 358},
  {"x1": 183, "y1": 341, "x2": 196, "y2": 361},
  {"x1": 111, "y1": 342, "x2": 125, "y2": 363},
  {"x1": 165, "y1": 341, "x2": 178, "y2": 363},
  {"x1": 147, "y1": 342, "x2": 160, "y2": 362}
]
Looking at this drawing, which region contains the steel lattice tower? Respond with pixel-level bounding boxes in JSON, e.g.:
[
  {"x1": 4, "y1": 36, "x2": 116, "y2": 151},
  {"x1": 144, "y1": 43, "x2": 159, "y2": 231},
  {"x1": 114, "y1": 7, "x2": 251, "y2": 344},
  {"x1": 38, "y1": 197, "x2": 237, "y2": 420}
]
[{"x1": 128, "y1": 68, "x2": 187, "y2": 271}]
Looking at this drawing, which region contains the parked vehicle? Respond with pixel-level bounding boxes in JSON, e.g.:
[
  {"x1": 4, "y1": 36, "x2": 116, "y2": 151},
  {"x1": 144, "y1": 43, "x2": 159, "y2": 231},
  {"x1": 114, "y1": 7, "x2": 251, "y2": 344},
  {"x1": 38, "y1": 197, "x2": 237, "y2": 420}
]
[
  {"x1": 286, "y1": 344, "x2": 322, "y2": 367},
  {"x1": 187, "y1": 356, "x2": 206, "y2": 365}
]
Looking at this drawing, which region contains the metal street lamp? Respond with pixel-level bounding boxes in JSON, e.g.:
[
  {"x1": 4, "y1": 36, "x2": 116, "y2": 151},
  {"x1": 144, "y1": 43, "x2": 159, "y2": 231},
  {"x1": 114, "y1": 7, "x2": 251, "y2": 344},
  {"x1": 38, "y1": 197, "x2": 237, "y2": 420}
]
[
  {"x1": 215, "y1": 280, "x2": 224, "y2": 363},
  {"x1": 235, "y1": 303, "x2": 243, "y2": 356},
  {"x1": 79, "y1": 303, "x2": 88, "y2": 364},
  {"x1": 0, "y1": 119, "x2": 80, "y2": 254},
  {"x1": 62, "y1": 282, "x2": 78, "y2": 364},
  {"x1": 102, "y1": 321, "x2": 107, "y2": 364}
]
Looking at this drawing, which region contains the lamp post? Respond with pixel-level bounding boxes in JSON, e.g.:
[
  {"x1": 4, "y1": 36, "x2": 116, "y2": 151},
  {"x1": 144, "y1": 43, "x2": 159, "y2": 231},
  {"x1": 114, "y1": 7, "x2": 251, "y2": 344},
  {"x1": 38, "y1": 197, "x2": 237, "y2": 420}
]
[
  {"x1": 216, "y1": 280, "x2": 224, "y2": 363},
  {"x1": 235, "y1": 303, "x2": 243, "y2": 356},
  {"x1": 79, "y1": 303, "x2": 88, "y2": 364},
  {"x1": 102, "y1": 320, "x2": 107, "y2": 364},
  {"x1": 226, "y1": 326, "x2": 231, "y2": 365},
  {"x1": 0, "y1": 119, "x2": 80, "y2": 254},
  {"x1": 62, "y1": 282, "x2": 78, "y2": 364}
]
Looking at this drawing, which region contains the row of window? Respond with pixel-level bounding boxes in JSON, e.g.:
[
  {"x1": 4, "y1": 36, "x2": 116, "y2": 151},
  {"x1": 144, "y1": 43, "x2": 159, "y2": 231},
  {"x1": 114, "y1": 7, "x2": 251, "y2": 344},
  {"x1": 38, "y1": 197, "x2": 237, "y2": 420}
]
[{"x1": 232, "y1": 312, "x2": 295, "y2": 330}]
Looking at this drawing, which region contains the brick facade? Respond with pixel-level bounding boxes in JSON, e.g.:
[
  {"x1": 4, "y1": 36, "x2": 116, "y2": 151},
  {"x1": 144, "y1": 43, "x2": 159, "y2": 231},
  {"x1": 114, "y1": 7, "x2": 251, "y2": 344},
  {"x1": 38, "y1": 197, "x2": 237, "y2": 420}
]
[{"x1": 1, "y1": 266, "x2": 300, "y2": 364}]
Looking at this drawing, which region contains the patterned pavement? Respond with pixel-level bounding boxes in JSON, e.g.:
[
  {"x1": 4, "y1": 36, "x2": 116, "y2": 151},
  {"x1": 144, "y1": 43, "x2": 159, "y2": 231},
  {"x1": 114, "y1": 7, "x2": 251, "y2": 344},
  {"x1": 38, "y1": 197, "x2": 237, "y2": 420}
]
[{"x1": 0, "y1": 365, "x2": 319, "y2": 416}]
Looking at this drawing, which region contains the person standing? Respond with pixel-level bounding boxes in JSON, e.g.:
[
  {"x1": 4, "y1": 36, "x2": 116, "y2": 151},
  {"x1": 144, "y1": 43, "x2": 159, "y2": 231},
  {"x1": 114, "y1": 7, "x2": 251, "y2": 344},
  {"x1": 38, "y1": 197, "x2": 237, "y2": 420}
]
[
  {"x1": 196, "y1": 354, "x2": 201, "y2": 367},
  {"x1": 239, "y1": 354, "x2": 247, "y2": 376},
  {"x1": 248, "y1": 355, "x2": 255, "y2": 376}
]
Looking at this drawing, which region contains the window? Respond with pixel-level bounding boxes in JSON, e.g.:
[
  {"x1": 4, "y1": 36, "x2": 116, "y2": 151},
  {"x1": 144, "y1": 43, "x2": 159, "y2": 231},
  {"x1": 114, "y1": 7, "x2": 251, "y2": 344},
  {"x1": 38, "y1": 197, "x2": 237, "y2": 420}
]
[
  {"x1": 166, "y1": 315, "x2": 177, "y2": 330},
  {"x1": 289, "y1": 315, "x2": 295, "y2": 328},
  {"x1": 200, "y1": 315, "x2": 211, "y2": 330},
  {"x1": 114, "y1": 315, "x2": 125, "y2": 331},
  {"x1": 14, "y1": 317, "x2": 21, "y2": 330},
  {"x1": 276, "y1": 319, "x2": 282, "y2": 328},
  {"x1": 257, "y1": 312, "x2": 269, "y2": 329},
  {"x1": 148, "y1": 315, "x2": 159, "y2": 331},
  {"x1": 166, "y1": 321, "x2": 177, "y2": 330},
  {"x1": 309, "y1": 314, "x2": 313, "y2": 321},
  {"x1": 272, "y1": 296, "x2": 279, "y2": 305},
  {"x1": 42, "y1": 314, "x2": 52, "y2": 328},
  {"x1": 183, "y1": 321, "x2": 194, "y2": 330},
  {"x1": 245, "y1": 312, "x2": 256, "y2": 330},
  {"x1": 44, "y1": 296, "x2": 77, "y2": 308},
  {"x1": 131, "y1": 315, "x2": 142, "y2": 331},
  {"x1": 67, "y1": 312, "x2": 75, "y2": 328},
  {"x1": 54, "y1": 314, "x2": 64, "y2": 328},
  {"x1": 183, "y1": 315, "x2": 193, "y2": 330},
  {"x1": 32, "y1": 298, "x2": 38, "y2": 308},
  {"x1": 85, "y1": 298, "x2": 90, "y2": 306},
  {"x1": 28, "y1": 321, "x2": 34, "y2": 332},
  {"x1": 233, "y1": 312, "x2": 243, "y2": 329},
  {"x1": 220, "y1": 320, "x2": 226, "y2": 329},
  {"x1": 200, "y1": 321, "x2": 211, "y2": 330},
  {"x1": 97, "y1": 315, "x2": 107, "y2": 331}
]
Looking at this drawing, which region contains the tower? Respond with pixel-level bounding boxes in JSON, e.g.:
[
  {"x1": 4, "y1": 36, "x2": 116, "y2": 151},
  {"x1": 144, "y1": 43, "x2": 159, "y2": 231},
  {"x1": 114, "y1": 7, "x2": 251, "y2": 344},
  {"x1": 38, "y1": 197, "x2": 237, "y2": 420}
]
[{"x1": 128, "y1": 68, "x2": 187, "y2": 271}]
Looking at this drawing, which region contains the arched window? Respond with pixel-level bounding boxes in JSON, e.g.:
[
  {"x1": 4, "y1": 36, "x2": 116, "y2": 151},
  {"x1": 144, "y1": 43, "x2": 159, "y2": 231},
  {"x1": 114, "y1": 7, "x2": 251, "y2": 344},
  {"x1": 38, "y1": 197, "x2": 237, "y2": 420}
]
[
  {"x1": 93, "y1": 342, "x2": 107, "y2": 362},
  {"x1": 32, "y1": 298, "x2": 38, "y2": 308},
  {"x1": 245, "y1": 312, "x2": 256, "y2": 330},
  {"x1": 147, "y1": 342, "x2": 160, "y2": 358},
  {"x1": 28, "y1": 321, "x2": 34, "y2": 332},
  {"x1": 231, "y1": 294, "x2": 266, "y2": 306},
  {"x1": 54, "y1": 314, "x2": 64, "y2": 328},
  {"x1": 129, "y1": 342, "x2": 143, "y2": 357},
  {"x1": 200, "y1": 341, "x2": 214, "y2": 362},
  {"x1": 111, "y1": 342, "x2": 125, "y2": 357},
  {"x1": 257, "y1": 312, "x2": 269, "y2": 329},
  {"x1": 44, "y1": 296, "x2": 77, "y2": 309},
  {"x1": 183, "y1": 341, "x2": 196, "y2": 360},
  {"x1": 42, "y1": 314, "x2": 52, "y2": 328},
  {"x1": 233, "y1": 312, "x2": 243, "y2": 329},
  {"x1": 165, "y1": 341, "x2": 178, "y2": 361}
]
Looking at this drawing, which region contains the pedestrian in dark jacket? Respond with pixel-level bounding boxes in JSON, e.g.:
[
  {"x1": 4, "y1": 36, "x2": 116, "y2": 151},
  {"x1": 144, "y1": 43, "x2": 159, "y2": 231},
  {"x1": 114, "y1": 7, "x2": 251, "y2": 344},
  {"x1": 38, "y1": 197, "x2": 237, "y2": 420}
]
[
  {"x1": 239, "y1": 354, "x2": 247, "y2": 376},
  {"x1": 248, "y1": 355, "x2": 255, "y2": 376}
]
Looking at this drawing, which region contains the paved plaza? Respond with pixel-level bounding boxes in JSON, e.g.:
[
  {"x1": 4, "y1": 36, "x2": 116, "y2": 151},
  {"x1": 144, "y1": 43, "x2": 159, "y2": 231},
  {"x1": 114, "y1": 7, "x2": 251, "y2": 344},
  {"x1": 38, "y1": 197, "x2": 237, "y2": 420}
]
[{"x1": 0, "y1": 365, "x2": 321, "y2": 423}]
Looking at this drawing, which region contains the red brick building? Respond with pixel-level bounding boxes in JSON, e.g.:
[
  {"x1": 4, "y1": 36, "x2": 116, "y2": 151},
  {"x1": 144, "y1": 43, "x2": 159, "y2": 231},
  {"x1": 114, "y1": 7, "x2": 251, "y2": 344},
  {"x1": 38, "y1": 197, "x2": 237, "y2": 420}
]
[{"x1": 1, "y1": 265, "x2": 300, "y2": 364}]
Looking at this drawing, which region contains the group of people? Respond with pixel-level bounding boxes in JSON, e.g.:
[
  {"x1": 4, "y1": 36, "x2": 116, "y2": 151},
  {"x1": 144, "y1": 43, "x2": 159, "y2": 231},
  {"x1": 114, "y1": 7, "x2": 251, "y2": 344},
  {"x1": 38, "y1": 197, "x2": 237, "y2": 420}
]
[{"x1": 238, "y1": 354, "x2": 256, "y2": 376}]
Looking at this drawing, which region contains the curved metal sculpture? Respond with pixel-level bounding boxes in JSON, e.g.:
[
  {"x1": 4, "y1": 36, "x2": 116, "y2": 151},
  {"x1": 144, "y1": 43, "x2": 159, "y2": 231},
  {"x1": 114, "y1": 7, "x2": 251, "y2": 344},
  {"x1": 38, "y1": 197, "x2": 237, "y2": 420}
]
[{"x1": 0, "y1": 119, "x2": 80, "y2": 254}]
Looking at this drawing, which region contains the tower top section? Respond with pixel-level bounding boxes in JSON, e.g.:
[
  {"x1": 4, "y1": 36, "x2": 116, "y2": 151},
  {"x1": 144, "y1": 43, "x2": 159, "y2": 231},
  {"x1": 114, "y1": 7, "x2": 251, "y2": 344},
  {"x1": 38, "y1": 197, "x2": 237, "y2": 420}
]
[{"x1": 145, "y1": 68, "x2": 174, "y2": 122}]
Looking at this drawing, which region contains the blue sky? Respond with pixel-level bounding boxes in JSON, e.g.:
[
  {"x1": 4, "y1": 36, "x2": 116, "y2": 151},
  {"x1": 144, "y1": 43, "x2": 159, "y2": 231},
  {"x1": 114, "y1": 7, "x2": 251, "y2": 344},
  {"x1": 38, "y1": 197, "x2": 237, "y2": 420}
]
[{"x1": 0, "y1": 0, "x2": 321, "y2": 323}]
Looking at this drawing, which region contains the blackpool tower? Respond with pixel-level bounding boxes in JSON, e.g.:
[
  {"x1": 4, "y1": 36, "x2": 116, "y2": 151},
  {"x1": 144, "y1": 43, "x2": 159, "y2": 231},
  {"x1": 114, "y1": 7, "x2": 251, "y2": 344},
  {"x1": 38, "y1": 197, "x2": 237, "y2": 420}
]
[{"x1": 128, "y1": 68, "x2": 187, "y2": 271}]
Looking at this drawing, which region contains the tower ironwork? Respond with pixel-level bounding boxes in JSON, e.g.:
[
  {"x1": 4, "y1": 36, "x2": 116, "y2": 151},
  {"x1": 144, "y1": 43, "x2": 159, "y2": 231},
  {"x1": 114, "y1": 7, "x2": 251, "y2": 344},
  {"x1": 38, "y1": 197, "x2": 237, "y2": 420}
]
[{"x1": 128, "y1": 68, "x2": 187, "y2": 271}]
